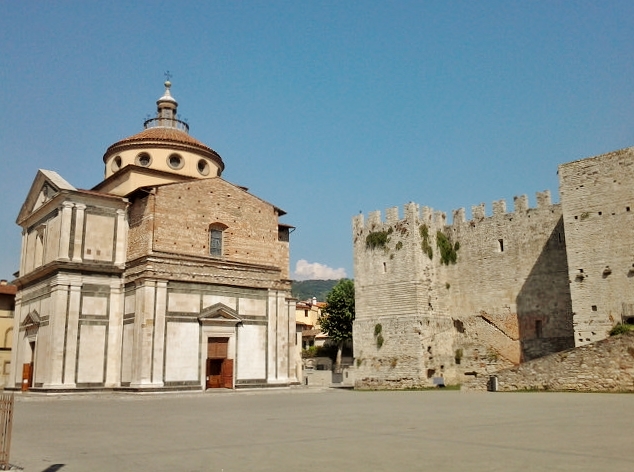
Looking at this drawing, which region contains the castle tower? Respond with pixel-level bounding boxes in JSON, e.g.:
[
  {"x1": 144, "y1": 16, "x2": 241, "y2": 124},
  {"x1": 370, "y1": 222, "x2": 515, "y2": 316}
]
[{"x1": 95, "y1": 80, "x2": 225, "y2": 196}]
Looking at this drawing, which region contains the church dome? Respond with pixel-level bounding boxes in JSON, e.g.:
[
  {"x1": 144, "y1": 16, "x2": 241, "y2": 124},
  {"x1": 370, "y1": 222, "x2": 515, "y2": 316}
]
[{"x1": 102, "y1": 80, "x2": 225, "y2": 180}]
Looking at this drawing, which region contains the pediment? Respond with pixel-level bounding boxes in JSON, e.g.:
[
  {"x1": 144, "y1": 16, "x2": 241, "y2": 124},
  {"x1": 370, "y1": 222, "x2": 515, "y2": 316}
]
[
  {"x1": 21, "y1": 310, "x2": 41, "y2": 328},
  {"x1": 17, "y1": 170, "x2": 76, "y2": 224},
  {"x1": 198, "y1": 303, "x2": 242, "y2": 325}
]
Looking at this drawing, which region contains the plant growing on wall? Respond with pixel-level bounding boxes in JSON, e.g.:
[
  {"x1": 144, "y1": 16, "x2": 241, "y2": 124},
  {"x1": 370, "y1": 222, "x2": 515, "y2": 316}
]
[
  {"x1": 366, "y1": 228, "x2": 392, "y2": 250},
  {"x1": 419, "y1": 224, "x2": 433, "y2": 259},
  {"x1": 374, "y1": 323, "x2": 384, "y2": 349},
  {"x1": 436, "y1": 231, "x2": 459, "y2": 265},
  {"x1": 609, "y1": 323, "x2": 634, "y2": 336}
]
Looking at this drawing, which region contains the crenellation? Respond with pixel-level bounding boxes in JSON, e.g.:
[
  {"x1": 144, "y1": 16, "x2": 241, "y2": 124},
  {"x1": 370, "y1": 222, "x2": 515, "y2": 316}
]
[
  {"x1": 433, "y1": 211, "x2": 446, "y2": 227},
  {"x1": 385, "y1": 206, "x2": 399, "y2": 223},
  {"x1": 404, "y1": 202, "x2": 418, "y2": 222},
  {"x1": 353, "y1": 150, "x2": 634, "y2": 390},
  {"x1": 420, "y1": 206, "x2": 433, "y2": 223},
  {"x1": 492, "y1": 199, "x2": 506, "y2": 216},
  {"x1": 368, "y1": 210, "x2": 382, "y2": 228},
  {"x1": 536, "y1": 190, "x2": 551, "y2": 208},
  {"x1": 471, "y1": 203, "x2": 485, "y2": 220},
  {"x1": 452, "y1": 208, "x2": 466, "y2": 224},
  {"x1": 514, "y1": 194, "x2": 528, "y2": 213}
]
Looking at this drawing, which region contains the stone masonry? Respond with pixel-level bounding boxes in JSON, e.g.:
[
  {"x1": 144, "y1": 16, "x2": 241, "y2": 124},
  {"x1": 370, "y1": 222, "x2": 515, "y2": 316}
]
[
  {"x1": 465, "y1": 331, "x2": 634, "y2": 392},
  {"x1": 353, "y1": 146, "x2": 634, "y2": 389}
]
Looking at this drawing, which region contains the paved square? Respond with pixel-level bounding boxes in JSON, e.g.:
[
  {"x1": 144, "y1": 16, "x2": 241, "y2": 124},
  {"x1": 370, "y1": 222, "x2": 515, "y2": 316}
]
[{"x1": 11, "y1": 388, "x2": 634, "y2": 471}]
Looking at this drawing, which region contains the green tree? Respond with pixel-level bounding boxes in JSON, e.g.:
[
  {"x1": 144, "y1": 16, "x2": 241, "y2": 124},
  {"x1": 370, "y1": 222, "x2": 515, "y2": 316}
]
[{"x1": 318, "y1": 279, "x2": 355, "y2": 372}]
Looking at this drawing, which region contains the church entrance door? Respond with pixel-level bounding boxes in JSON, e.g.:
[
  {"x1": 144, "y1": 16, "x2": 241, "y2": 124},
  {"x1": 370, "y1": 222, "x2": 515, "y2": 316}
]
[{"x1": 206, "y1": 338, "x2": 233, "y2": 389}]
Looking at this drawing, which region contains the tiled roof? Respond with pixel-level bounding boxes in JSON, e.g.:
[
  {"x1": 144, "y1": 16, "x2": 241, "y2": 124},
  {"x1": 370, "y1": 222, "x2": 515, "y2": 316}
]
[
  {"x1": 0, "y1": 285, "x2": 17, "y2": 295},
  {"x1": 112, "y1": 127, "x2": 211, "y2": 149},
  {"x1": 103, "y1": 127, "x2": 224, "y2": 171}
]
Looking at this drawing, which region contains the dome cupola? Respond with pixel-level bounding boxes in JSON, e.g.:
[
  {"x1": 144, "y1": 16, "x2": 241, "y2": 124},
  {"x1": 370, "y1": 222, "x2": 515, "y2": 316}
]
[{"x1": 97, "y1": 80, "x2": 225, "y2": 196}]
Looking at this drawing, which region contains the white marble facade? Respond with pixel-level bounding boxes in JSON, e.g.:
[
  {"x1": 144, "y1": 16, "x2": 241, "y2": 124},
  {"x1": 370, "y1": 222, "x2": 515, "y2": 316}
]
[{"x1": 11, "y1": 84, "x2": 297, "y2": 392}]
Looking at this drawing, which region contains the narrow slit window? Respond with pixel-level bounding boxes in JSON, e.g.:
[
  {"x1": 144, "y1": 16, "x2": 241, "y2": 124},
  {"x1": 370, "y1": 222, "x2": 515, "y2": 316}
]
[
  {"x1": 535, "y1": 320, "x2": 543, "y2": 338},
  {"x1": 498, "y1": 239, "x2": 504, "y2": 252}
]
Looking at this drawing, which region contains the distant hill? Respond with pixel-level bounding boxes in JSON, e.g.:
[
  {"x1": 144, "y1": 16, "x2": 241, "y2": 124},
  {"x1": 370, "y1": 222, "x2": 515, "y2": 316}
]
[{"x1": 291, "y1": 279, "x2": 341, "y2": 302}]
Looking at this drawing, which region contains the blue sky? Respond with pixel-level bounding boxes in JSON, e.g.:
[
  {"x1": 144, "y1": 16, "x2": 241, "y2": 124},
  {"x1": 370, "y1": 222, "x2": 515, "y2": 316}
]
[{"x1": 1, "y1": 1, "x2": 633, "y2": 281}]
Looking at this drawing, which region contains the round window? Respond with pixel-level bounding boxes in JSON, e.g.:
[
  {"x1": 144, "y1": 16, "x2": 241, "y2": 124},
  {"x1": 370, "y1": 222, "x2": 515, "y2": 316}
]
[
  {"x1": 111, "y1": 156, "x2": 122, "y2": 172},
  {"x1": 197, "y1": 159, "x2": 210, "y2": 176},
  {"x1": 167, "y1": 154, "x2": 184, "y2": 170},
  {"x1": 136, "y1": 153, "x2": 152, "y2": 167}
]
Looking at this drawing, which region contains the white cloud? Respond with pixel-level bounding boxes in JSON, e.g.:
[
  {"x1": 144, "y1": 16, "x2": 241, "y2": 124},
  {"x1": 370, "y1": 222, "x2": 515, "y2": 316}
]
[{"x1": 293, "y1": 259, "x2": 347, "y2": 281}]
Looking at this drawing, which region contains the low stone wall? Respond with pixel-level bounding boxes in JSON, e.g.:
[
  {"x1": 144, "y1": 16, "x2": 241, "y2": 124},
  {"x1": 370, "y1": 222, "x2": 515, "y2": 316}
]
[{"x1": 464, "y1": 332, "x2": 634, "y2": 392}]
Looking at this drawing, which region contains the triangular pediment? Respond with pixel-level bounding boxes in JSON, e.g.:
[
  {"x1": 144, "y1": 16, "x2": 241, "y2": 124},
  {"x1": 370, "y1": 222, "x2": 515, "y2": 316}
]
[
  {"x1": 198, "y1": 303, "x2": 242, "y2": 325},
  {"x1": 21, "y1": 310, "x2": 41, "y2": 328},
  {"x1": 17, "y1": 170, "x2": 76, "y2": 224}
]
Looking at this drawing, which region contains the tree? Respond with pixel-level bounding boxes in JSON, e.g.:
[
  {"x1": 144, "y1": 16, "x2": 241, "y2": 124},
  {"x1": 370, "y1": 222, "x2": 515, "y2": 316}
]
[{"x1": 318, "y1": 279, "x2": 355, "y2": 373}]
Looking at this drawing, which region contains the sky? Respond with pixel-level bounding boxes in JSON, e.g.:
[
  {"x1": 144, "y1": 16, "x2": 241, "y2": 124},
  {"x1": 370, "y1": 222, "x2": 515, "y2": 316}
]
[{"x1": 1, "y1": 1, "x2": 633, "y2": 281}]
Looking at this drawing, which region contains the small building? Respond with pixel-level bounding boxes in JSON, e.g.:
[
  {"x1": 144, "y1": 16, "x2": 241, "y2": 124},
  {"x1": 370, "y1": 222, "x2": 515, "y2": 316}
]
[
  {"x1": 0, "y1": 281, "x2": 16, "y2": 387},
  {"x1": 10, "y1": 81, "x2": 297, "y2": 392}
]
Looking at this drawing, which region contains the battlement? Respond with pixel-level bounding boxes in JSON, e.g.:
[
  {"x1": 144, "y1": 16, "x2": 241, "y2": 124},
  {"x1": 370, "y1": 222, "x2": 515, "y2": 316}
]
[{"x1": 353, "y1": 190, "x2": 556, "y2": 232}]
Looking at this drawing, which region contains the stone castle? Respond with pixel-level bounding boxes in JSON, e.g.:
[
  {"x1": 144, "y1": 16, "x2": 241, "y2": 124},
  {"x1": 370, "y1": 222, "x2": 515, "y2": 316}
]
[{"x1": 352, "y1": 146, "x2": 634, "y2": 389}]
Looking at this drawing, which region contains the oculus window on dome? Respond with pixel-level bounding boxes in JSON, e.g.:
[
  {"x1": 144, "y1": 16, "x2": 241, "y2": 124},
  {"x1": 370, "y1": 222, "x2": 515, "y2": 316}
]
[
  {"x1": 167, "y1": 153, "x2": 184, "y2": 170},
  {"x1": 136, "y1": 153, "x2": 152, "y2": 167},
  {"x1": 111, "y1": 156, "x2": 122, "y2": 172},
  {"x1": 198, "y1": 159, "x2": 210, "y2": 176}
]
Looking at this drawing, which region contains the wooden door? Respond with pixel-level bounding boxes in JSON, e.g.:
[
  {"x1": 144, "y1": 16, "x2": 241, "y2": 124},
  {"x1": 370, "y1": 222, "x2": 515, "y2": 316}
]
[
  {"x1": 206, "y1": 338, "x2": 230, "y2": 389},
  {"x1": 21, "y1": 363, "x2": 33, "y2": 392},
  {"x1": 221, "y1": 359, "x2": 234, "y2": 389}
]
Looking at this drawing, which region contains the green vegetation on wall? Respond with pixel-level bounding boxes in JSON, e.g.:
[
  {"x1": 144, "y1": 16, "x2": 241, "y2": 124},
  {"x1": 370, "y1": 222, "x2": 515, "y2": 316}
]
[
  {"x1": 436, "y1": 231, "x2": 459, "y2": 265},
  {"x1": 419, "y1": 224, "x2": 433, "y2": 260},
  {"x1": 366, "y1": 228, "x2": 392, "y2": 250}
]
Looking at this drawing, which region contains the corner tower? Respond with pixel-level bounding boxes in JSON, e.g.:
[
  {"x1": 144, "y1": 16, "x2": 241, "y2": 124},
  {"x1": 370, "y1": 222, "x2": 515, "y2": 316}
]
[{"x1": 95, "y1": 81, "x2": 225, "y2": 196}]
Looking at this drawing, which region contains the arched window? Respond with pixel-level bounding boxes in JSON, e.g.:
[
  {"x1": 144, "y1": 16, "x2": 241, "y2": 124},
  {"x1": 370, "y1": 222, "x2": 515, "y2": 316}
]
[{"x1": 209, "y1": 223, "x2": 228, "y2": 257}]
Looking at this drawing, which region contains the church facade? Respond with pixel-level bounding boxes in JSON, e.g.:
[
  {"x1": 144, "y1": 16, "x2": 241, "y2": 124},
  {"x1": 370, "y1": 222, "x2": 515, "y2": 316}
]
[{"x1": 10, "y1": 82, "x2": 298, "y2": 392}]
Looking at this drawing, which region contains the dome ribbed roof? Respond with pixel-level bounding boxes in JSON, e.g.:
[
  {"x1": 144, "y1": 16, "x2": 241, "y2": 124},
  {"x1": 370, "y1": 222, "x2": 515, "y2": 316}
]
[{"x1": 103, "y1": 127, "x2": 224, "y2": 171}]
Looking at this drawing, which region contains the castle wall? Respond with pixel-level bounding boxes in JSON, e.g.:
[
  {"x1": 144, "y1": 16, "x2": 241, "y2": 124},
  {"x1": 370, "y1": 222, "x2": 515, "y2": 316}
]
[
  {"x1": 352, "y1": 193, "x2": 574, "y2": 389},
  {"x1": 559, "y1": 146, "x2": 634, "y2": 346}
]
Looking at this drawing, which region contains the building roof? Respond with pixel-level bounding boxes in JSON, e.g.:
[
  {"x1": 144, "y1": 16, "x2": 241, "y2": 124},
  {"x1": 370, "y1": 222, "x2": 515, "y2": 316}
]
[
  {"x1": 0, "y1": 284, "x2": 17, "y2": 295},
  {"x1": 102, "y1": 127, "x2": 225, "y2": 171}
]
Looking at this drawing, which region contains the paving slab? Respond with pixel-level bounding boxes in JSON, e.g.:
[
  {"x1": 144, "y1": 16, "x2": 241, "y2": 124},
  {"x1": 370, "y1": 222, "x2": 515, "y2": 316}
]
[{"x1": 9, "y1": 388, "x2": 634, "y2": 471}]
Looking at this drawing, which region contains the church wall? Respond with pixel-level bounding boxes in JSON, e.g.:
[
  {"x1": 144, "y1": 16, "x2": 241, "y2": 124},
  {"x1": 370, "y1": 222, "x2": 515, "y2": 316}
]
[
  {"x1": 127, "y1": 193, "x2": 154, "y2": 261},
  {"x1": 76, "y1": 324, "x2": 107, "y2": 384},
  {"x1": 43, "y1": 213, "x2": 61, "y2": 264},
  {"x1": 120, "y1": 322, "x2": 134, "y2": 384},
  {"x1": 559, "y1": 147, "x2": 634, "y2": 346},
  {"x1": 237, "y1": 324, "x2": 267, "y2": 379},
  {"x1": 83, "y1": 213, "x2": 116, "y2": 262},
  {"x1": 149, "y1": 178, "x2": 288, "y2": 272},
  {"x1": 164, "y1": 321, "x2": 199, "y2": 382}
]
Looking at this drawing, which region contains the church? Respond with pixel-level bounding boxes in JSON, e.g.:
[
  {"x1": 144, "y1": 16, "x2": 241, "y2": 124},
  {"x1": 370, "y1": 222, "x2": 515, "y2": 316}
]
[{"x1": 10, "y1": 81, "x2": 298, "y2": 391}]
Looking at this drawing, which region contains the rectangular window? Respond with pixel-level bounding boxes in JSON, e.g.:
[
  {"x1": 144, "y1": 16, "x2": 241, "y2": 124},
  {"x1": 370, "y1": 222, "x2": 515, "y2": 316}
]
[{"x1": 210, "y1": 229, "x2": 222, "y2": 256}]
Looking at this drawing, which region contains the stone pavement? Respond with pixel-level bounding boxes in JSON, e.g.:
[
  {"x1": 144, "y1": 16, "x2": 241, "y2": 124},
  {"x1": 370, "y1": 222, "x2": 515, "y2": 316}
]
[{"x1": 9, "y1": 388, "x2": 634, "y2": 471}]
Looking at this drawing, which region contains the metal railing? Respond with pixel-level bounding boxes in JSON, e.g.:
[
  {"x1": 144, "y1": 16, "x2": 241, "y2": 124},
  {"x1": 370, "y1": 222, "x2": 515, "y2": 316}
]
[{"x1": 143, "y1": 117, "x2": 190, "y2": 132}]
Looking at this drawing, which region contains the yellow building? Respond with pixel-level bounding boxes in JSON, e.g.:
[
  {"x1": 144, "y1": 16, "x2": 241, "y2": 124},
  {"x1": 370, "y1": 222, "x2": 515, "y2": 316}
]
[{"x1": 0, "y1": 281, "x2": 15, "y2": 388}]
